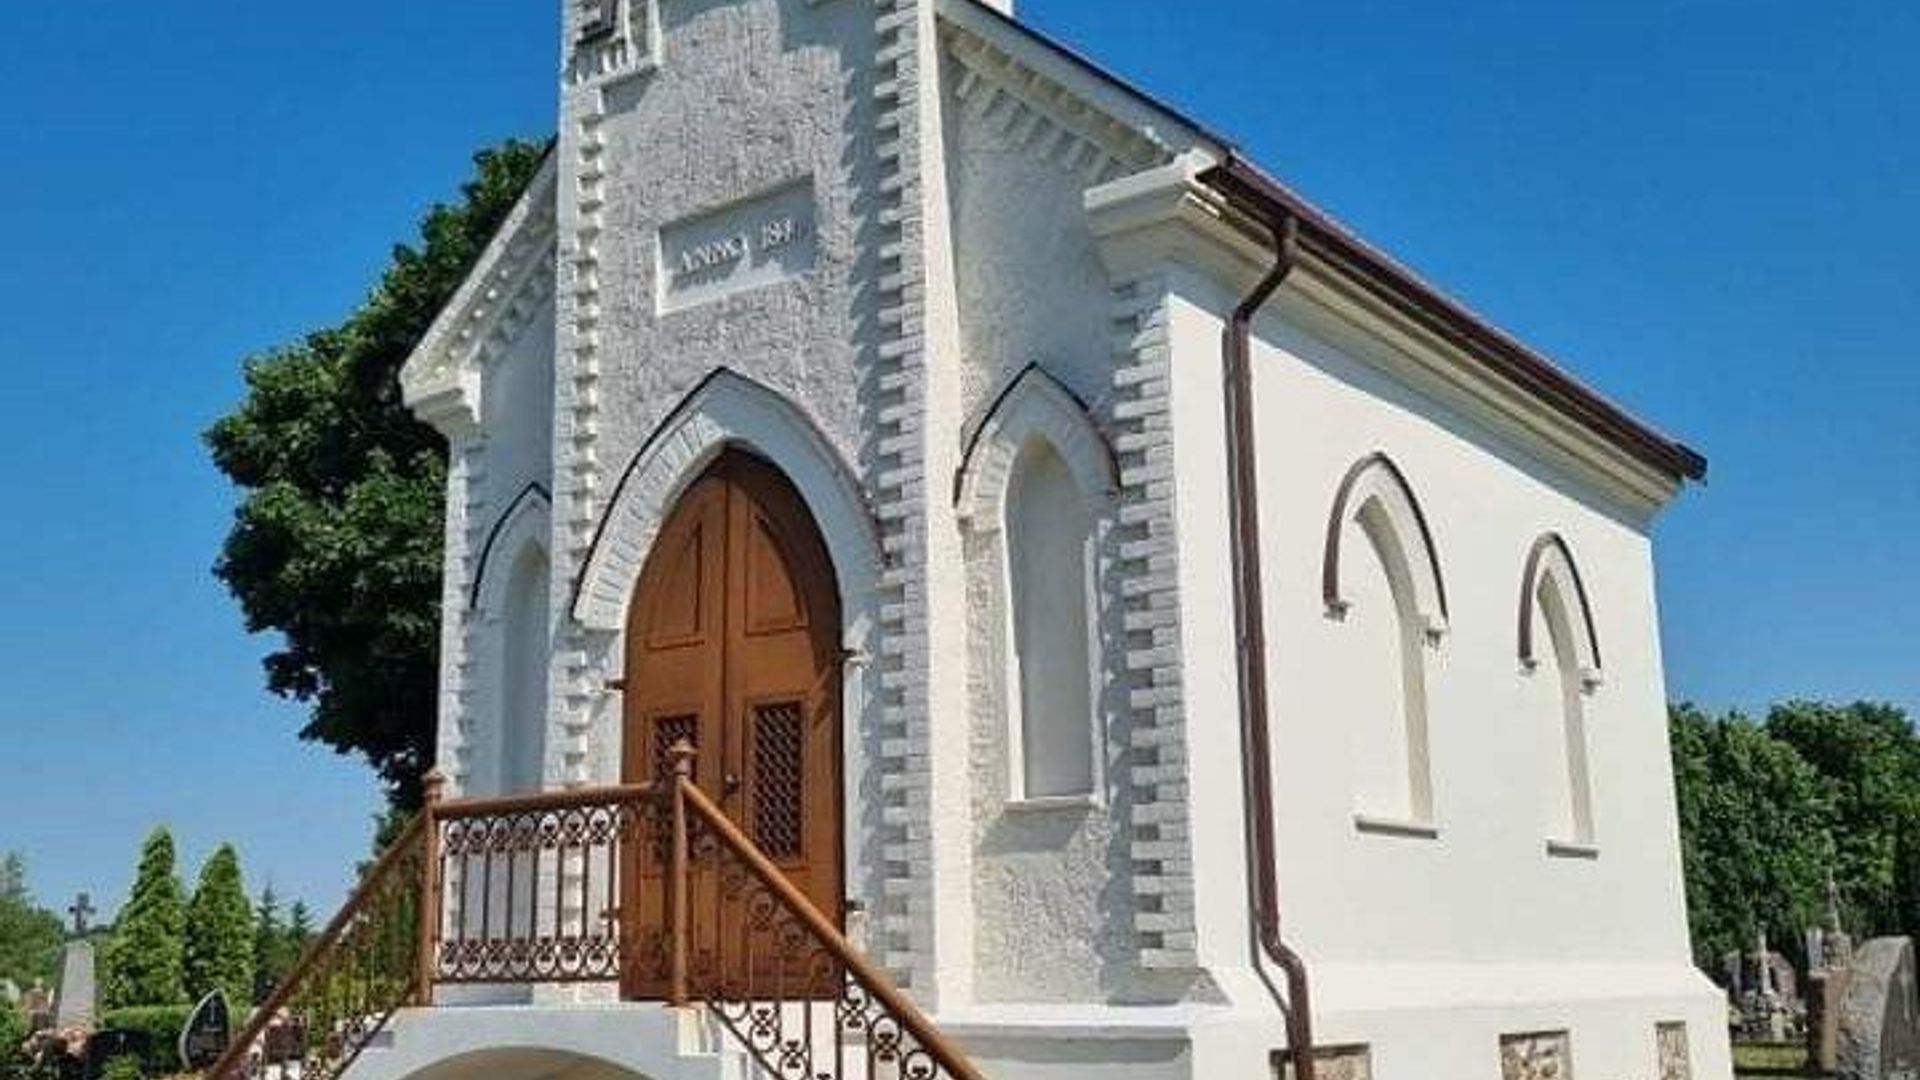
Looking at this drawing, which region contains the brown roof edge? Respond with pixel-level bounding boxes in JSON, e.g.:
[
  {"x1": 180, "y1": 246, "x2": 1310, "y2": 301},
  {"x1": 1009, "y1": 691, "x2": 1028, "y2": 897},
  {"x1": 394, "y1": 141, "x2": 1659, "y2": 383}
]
[{"x1": 1200, "y1": 153, "x2": 1708, "y2": 484}]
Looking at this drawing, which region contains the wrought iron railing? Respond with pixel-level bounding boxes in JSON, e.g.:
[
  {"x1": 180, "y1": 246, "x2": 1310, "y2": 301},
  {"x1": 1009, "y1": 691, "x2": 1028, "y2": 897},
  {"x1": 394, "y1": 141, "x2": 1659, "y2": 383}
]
[
  {"x1": 432, "y1": 784, "x2": 660, "y2": 985},
  {"x1": 206, "y1": 744, "x2": 986, "y2": 1080},
  {"x1": 668, "y1": 749, "x2": 987, "y2": 1080},
  {"x1": 207, "y1": 814, "x2": 430, "y2": 1080}
]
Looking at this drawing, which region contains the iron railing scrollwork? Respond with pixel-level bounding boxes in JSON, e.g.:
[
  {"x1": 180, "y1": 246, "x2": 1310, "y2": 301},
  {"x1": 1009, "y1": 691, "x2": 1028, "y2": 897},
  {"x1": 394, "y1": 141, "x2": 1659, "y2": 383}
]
[
  {"x1": 668, "y1": 746, "x2": 988, "y2": 1080},
  {"x1": 431, "y1": 785, "x2": 661, "y2": 985},
  {"x1": 205, "y1": 745, "x2": 986, "y2": 1080},
  {"x1": 205, "y1": 813, "x2": 430, "y2": 1080}
]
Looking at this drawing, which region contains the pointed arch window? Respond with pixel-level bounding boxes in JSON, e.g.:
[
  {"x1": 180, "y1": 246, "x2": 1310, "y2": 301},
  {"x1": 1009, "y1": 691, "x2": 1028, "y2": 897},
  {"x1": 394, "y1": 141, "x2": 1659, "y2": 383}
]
[
  {"x1": 500, "y1": 545, "x2": 551, "y2": 795},
  {"x1": 1519, "y1": 534, "x2": 1604, "y2": 854},
  {"x1": 1323, "y1": 454, "x2": 1448, "y2": 833},
  {"x1": 958, "y1": 367, "x2": 1117, "y2": 807},
  {"x1": 472, "y1": 484, "x2": 554, "y2": 798}
]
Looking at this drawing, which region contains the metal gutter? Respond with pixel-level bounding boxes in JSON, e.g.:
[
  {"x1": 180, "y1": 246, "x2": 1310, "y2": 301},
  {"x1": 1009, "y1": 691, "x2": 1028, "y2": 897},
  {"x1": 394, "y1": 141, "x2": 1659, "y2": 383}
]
[{"x1": 1215, "y1": 197, "x2": 1318, "y2": 1080}]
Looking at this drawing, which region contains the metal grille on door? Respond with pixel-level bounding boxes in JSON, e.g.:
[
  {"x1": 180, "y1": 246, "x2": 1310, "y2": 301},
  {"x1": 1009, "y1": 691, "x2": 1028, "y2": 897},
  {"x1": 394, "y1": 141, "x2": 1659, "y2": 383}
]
[{"x1": 752, "y1": 701, "x2": 804, "y2": 858}]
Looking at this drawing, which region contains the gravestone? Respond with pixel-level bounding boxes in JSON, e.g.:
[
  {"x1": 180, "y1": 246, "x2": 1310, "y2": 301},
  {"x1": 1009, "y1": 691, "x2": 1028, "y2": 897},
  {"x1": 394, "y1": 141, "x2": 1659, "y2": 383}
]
[
  {"x1": 178, "y1": 990, "x2": 232, "y2": 1072},
  {"x1": 22, "y1": 981, "x2": 55, "y2": 1033},
  {"x1": 1810, "y1": 885, "x2": 1859, "y2": 1075},
  {"x1": 1725, "y1": 932, "x2": 1805, "y2": 1040},
  {"x1": 53, "y1": 894, "x2": 98, "y2": 1033},
  {"x1": 1837, "y1": 936, "x2": 1919, "y2": 1080},
  {"x1": 52, "y1": 941, "x2": 97, "y2": 1032},
  {"x1": 80, "y1": 1029, "x2": 150, "y2": 1080}
]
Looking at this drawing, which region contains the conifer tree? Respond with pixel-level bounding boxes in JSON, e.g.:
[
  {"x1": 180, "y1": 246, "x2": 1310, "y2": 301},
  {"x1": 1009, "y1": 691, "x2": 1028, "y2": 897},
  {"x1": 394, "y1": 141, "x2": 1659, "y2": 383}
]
[
  {"x1": 286, "y1": 901, "x2": 314, "y2": 948},
  {"x1": 0, "y1": 852, "x2": 63, "y2": 990},
  {"x1": 105, "y1": 828, "x2": 187, "y2": 1008},
  {"x1": 251, "y1": 886, "x2": 288, "y2": 1004},
  {"x1": 184, "y1": 844, "x2": 254, "y2": 1008}
]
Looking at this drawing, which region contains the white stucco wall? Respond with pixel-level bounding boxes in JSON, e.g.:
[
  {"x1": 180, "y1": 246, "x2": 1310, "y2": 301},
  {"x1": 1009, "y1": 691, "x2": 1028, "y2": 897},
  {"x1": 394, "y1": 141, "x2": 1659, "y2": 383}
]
[
  {"x1": 445, "y1": 295, "x2": 557, "y2": 800},
  {"x1": 547, "y1": 0, "x2": 890, "y2": 922},
  {"x1": 1245, "y1": 296, "x2": 1694, "y2": 970},
  {"x1": 940, "y1": 39, "x2": 1147, "y2": 1008},
  {"x1": 1138, "y1": 250, "x2": 1727, "y2": 1078},
  {"x1": 941, "y1": 49, "x2": 1119, "y2": 418}
]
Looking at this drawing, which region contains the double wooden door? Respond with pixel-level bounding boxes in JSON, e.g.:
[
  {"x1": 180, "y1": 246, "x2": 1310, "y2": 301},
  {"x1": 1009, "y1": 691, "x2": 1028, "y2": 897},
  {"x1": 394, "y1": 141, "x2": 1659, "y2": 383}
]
[{"x1": 621, "y1": 450, "x2": 844, "y2": 998}]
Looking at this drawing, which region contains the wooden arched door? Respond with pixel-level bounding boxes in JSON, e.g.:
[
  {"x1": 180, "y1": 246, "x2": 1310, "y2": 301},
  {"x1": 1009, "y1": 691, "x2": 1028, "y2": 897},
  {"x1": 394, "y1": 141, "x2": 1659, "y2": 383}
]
[{"x1": 620, "y1": 449, "x2": 844, "y2": 999}]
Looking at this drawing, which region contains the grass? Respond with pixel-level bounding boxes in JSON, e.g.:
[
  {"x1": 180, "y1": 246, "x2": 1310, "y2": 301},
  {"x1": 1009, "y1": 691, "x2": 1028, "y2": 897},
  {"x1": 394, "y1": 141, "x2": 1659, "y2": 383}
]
[{"x1": 1733, "y1": 1040, "x2": 1813, "y2": 1078}]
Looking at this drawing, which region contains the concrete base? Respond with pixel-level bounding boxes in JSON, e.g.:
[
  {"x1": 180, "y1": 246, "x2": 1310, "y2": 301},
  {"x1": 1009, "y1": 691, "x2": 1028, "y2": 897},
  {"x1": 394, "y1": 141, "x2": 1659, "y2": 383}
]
[
  {"x1": 342, "y1": 959, "x2": 1732, "y2": 1080},
  {"x1": 343, "y1": 1004, "x2": 736, "y2": 1080}
]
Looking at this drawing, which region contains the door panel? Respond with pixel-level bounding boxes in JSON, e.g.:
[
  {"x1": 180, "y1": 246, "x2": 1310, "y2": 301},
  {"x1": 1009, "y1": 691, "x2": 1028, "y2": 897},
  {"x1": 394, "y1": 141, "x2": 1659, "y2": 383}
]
[{"x1": 621, "y1": 450, "x2": 843, "y2": 999}]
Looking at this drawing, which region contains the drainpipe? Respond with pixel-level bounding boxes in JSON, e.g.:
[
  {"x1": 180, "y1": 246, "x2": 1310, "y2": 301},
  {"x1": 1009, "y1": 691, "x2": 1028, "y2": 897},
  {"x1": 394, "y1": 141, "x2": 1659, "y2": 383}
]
[{"x1": 1204, "y1": 160, "x2": 1316, "y2": 1080}]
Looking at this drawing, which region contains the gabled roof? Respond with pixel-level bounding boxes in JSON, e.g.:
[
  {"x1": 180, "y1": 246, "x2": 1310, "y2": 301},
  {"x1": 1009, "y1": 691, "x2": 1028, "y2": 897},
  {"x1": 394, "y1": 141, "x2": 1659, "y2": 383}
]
[
  {"x1": 941, "y1": 0, "x2": 1705, "y2": 484},
  {"x1": 400, "y1": 152, "x2": 560, "y2": 436}
]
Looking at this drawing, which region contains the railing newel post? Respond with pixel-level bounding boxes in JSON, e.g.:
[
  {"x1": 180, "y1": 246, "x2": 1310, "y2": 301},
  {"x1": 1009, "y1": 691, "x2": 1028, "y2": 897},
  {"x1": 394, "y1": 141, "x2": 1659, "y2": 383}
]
[
  {"x1": 416, "y1": 767, "x2": 448, "y2": 1008},
  {"x1": 668, "y1": 739, "x2": 696, "y2": 1009}
]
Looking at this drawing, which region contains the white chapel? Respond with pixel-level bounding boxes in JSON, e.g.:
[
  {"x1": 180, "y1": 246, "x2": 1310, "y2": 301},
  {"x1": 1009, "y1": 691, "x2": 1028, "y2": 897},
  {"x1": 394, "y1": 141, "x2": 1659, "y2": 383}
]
[{"x1": 219, "y1": 1, "x2": 1728, "y2": 1079}]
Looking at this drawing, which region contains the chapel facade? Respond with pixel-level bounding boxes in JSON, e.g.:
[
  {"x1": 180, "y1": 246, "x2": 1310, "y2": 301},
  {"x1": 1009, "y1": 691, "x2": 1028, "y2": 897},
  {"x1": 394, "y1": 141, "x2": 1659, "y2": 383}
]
[{"x1": 364, "y1": 0, "x2": 1726, "y2": 1078}]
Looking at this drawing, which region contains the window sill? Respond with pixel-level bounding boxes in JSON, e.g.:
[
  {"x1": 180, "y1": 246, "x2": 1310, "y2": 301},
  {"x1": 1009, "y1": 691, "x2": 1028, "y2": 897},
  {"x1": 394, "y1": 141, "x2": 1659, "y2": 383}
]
[
  {"x1": 1353, "y1": 814, "x2": 1441, "y2": 840},
  {"x1": 1004, "y1": 793, "x2": 1102, "y2": 814},
  {"x1": 1545, "y1": 838, "x2": 1600, "y2": 860}
]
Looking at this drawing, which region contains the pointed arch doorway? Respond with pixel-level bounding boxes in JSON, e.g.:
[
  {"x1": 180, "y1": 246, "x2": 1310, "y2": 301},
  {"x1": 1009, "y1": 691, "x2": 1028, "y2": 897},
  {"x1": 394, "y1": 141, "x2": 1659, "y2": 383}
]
[{"x1": 620, "y1": 449, "x2": 845, "y2": 999}]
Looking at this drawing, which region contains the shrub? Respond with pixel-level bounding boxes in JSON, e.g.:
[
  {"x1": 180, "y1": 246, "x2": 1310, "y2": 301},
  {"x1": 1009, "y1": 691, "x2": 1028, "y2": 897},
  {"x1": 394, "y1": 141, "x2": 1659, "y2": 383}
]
[
  {"x1": 99, "y1": 1055, "x2": 144, "y2": 1080},
  {"x1": 0, "y1": 1001, "x2": 30, "y2": 1071},
  {"x1": 97, "y1": 1005, "x2": 193, "y2": 1077}
]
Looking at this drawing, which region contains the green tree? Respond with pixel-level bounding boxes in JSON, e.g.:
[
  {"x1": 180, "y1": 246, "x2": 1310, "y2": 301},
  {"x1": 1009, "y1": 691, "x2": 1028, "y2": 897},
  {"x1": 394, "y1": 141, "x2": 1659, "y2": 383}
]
[
  {"x1": 285, "y1": 902, "x2": 315, "y2": 961},
  {"x1": 0, "y1": 853, "x2": 64, "y2": 990},
  {"x1": 104, "y1": 829, "x2": 187, "y2": 1008},
  {"x1": 251, "y1": 887, "x2": 293, "y2": 1005},
  {"x1": 183, "y1": 845, "x2": 253, "y2": 1009},
  {"x1": 1765, "y1": 700, "x2": 1920, "y2": 938},
  {"x1": 1669, "y1": 704, "x2": 1837, "y2": 969},
  {"x1": 205, "y1": 140, "x2": 547, "y2": 808}
]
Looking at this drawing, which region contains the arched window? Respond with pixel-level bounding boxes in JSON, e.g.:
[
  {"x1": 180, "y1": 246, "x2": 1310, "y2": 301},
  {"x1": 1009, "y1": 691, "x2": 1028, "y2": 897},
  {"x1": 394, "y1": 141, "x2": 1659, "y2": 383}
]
[
  {"x1": 499, "y1": 545, "x2": 550, "y2": 795},
  {"x1": 1005, "y1": 437, "x2": 1098, "y2": 799},
  {"x1": 1519, "y1": 533, "x2": 1603, "y2": 851},
  {"x1": 470, "y1": 483, "x2": 553, "y2": 798},
  {"x1": 957, "y1": 366, "x2": 1116, "y2": 805},
  {"x1": 464, "y1": 485, "x2": 552, "y2": 958},
  {"x1": 1323, "y1": 454, "x2": 1448, "y2": 830}
]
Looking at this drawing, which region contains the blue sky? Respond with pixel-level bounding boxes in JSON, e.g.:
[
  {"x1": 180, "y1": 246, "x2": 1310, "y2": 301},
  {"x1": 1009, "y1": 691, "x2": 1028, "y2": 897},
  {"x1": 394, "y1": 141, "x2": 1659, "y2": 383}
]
[{"x1": 0, "y1": 1, "x2": 1912, "y2": 918}]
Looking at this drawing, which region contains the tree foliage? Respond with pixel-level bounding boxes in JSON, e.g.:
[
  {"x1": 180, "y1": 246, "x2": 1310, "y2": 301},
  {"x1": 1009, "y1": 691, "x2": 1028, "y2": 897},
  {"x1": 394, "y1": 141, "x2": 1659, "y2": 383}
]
[
  {"x1": 251, "y1": 887, "x2": 299, "y2": 1006},
  {"x1": 1671, "y1": 699, "x2": 1920, "y2": 973},
  {"x1": 104, "y1": 829, "x2": 187, "y2": 1009},
  {"x1": 1670, "y1": 704, "x2": 1836, "y2": 967},
  {"x1": 183, "y1": 845, "x2": 253, "y2": 1010},
  {"x1": 0, "y1": 1000, "x2": 31, "y2": 1078},
  {"x1": 206, "y1": 140, "x2": 548, "y2": 806},
  {"x1": 0, "y1": 854, "x2": 64, "y2": 992},
  {"x1": 1765, "y1": 700, "x2": 1920, "y2": 937}
]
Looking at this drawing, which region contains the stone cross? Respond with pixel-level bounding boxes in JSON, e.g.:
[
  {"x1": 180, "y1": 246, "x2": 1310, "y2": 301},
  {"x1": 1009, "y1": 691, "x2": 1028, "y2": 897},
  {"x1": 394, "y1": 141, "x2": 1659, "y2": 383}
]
[{"x1": 67, "y1": 893, "x2": 95, "y2": 936}]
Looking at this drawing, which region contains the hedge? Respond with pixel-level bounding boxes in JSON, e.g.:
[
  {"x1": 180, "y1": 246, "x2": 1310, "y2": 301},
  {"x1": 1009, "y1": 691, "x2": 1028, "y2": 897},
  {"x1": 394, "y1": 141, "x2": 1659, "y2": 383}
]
[{"x1": 97, "y1": 1005, "x2": 192, "y2": 1077}]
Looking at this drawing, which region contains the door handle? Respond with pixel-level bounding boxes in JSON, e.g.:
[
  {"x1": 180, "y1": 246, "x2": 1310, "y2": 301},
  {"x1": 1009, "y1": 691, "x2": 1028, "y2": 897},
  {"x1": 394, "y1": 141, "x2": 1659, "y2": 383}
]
[{"x1": 724, "y1": 773, "x2": 742, "y2": 794}]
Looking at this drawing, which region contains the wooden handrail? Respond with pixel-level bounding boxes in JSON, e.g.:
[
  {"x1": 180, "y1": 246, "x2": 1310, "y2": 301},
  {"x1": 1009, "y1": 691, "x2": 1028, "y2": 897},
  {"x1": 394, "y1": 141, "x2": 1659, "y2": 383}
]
[
  {"x1": 432, "y1": 781, "x2": 658, "y2": 819},
  {"x1": 205, "y1": 813, "x2": 429, "y2": 1080},
  {"x1": 675, "y1": 776, "x2": 990, "y2": 1080},
  {"x1": 205, "y1": 767, "x2": 986, "y2": 1080}
]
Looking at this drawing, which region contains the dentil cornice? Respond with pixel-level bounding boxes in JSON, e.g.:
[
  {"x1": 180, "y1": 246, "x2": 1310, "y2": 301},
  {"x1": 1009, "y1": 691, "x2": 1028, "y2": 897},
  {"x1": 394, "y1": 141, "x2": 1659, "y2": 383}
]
[{"x1": 400, "y1": 156, "x2": 560, "y2": 438}]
